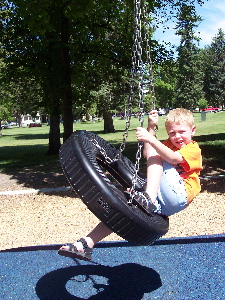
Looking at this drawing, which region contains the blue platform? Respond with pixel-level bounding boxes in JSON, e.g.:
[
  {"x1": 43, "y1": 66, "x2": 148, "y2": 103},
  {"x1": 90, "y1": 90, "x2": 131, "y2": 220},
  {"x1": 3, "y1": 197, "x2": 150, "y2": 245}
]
[{"x1": 1, "y1": 235, "x2": 224, "y2": 299}]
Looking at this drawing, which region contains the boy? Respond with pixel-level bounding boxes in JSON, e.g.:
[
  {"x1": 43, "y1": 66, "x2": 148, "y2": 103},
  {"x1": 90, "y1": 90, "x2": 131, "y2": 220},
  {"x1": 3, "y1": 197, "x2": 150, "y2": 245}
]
[{"x1": 58, "y1": 108, "x2": 202, "y2": 261}]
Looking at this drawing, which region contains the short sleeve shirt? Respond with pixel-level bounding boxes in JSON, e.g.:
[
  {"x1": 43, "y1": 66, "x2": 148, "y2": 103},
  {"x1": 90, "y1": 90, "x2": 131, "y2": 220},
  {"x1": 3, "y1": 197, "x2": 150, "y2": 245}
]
[{"x1": 163, "y1": 139, "x2": 203, "y2": 202}]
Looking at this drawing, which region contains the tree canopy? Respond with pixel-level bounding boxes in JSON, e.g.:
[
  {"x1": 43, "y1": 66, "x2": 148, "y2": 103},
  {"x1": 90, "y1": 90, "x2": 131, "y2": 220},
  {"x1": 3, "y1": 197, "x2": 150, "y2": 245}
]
[
  {"x1": 203, "y1": 28, "x2": 225, "y2": 108},
  {"x1": 2, "y1": 0, "x2": 221, "y2": 153}
]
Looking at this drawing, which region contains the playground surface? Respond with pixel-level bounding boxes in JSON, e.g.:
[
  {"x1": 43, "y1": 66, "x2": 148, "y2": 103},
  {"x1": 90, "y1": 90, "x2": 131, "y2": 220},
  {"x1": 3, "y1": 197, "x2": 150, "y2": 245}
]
[
  {"x1": 1, "y1": 234, "x2": 224, "y2": 300},
  {"x1": 0, "y1": 171, "x2": 224, "y2": 299}
]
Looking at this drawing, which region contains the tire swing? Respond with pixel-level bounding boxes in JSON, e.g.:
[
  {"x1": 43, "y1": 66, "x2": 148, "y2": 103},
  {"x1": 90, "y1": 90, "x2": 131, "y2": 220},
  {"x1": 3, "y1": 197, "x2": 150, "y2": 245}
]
[{"x1": 59, "y1": 0, "x2": 169, "y2": 246}]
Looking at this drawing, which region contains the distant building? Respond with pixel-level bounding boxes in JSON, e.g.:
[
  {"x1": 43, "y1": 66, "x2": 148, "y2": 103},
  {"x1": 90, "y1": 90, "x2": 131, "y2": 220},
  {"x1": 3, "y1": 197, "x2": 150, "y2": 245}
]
[{"x1": 21, "y1": 112, "x2": 42, "y2": 127}]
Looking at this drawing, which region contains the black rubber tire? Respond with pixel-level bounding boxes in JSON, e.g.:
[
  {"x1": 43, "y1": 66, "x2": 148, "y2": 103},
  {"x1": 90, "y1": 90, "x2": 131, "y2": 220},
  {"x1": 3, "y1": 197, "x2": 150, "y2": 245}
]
[{"x1": 59, "y1": 130, "x2": 169, "y2": 245}]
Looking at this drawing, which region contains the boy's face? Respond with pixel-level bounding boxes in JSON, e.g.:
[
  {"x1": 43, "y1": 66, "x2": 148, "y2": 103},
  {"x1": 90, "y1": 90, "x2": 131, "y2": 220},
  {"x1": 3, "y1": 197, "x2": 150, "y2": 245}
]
[{"x1": 166, "y1": 122, "x2": 196, "y2": 149}]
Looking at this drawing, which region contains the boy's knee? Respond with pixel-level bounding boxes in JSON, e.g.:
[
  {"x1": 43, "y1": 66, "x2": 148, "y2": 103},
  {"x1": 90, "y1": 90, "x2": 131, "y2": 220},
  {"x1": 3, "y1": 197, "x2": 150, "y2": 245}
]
[{"x1": 161, "y1": 199, "x2": 187, "y2": 216}]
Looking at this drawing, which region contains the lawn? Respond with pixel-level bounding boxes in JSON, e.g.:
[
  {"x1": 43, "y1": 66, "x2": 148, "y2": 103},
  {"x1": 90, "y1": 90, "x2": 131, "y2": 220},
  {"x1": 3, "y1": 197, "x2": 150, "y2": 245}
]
[{"x1": 0, "y1": 111, "x2": 225, "y2": 177}]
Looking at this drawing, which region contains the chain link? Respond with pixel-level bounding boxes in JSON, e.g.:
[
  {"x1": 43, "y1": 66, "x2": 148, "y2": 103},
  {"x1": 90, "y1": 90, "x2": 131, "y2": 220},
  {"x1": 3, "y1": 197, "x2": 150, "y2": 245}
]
[
  {"x1": 92, "y1": 1, "x2": 156, "y2": 194},
  {"x1": 130, "y1": 0, "x2": 156, "y2": 195},
  {"x1": 91, "y1": 138, "x2": 121, "y2": 164},
  {"x1": 143, "y1": 3, "x2": 155, "y2": 110}
]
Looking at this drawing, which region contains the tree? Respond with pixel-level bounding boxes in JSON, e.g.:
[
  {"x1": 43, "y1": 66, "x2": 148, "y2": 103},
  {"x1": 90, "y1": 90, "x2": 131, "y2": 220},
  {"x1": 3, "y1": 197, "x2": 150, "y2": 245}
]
[
  {"x1": 0, "y1": 58, "x2": 16, "y2": 131},
  {"x1": 1, "y1": 0, "x2": 74, "y2": 154},
  {"x1": 0, "y1": 0, "x2": 206, "y2": 153},
  {"x1": 203, "y1": 29, "x2": 225, "y2": 108},
  {"x1": 152, "y1": 56, "x2": 177, "y2": 109},
  {"x1": 1, "y1": 0, "x2": 135, "y2": 150},
  {"x1": 67, "y1": 0, "x2": 135, "y2": 133},
  {"x1": 173, "y1": 3, "x2": 204, "y2": 109}
]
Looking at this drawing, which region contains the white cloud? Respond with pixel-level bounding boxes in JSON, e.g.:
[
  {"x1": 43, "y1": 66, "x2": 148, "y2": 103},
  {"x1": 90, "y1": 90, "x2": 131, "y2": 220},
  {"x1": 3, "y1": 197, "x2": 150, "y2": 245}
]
[
  {"x1": 154, "y1": 0, "x2": 225, "y2": 48},
  {"x1": 196, "y1": 0, "x2": 225, "y2": 46}
]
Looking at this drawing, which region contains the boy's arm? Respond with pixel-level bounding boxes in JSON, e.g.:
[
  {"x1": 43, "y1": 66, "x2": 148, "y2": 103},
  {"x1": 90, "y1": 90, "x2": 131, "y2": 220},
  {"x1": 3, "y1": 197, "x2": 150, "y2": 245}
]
[
  {"x1": 137, "y1": 127, "x2": 185, "y2": 165},
  {"x1": 143, "y1": 110, "x2": 158, "y2": 158}
]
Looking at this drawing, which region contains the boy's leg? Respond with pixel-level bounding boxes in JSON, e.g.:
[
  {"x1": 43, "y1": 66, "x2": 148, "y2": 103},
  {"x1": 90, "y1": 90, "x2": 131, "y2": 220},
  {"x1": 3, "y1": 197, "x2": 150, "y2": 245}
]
[
  {"x1": 86, "y1": 222, "x2": 113, "y2": 248},
  {"x1": 157, "y1": 161, "x2": 187, "y2": 216},
  {"x1": 131, "y1": 145, "x2": 163, "y2": 214},
  {"x1": 145, "y1": 147, "x2": 163, "y2": 203},
  {"x1": 59, "y1": 221, "x2": 112, "y2": 252}
]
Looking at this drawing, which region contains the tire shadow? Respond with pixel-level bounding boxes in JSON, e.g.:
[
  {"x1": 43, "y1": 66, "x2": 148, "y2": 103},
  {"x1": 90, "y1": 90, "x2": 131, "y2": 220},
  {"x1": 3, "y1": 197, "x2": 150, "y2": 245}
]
[{"x1": 35, "y1": 263, "x2": 162, "y2": 300}]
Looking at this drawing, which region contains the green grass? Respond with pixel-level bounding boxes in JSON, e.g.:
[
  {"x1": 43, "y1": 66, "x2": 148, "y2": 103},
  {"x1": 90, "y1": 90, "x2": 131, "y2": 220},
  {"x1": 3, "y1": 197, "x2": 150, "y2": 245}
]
[{"x1": 0, "y1": 111, "x2": 225, "y2": 175}]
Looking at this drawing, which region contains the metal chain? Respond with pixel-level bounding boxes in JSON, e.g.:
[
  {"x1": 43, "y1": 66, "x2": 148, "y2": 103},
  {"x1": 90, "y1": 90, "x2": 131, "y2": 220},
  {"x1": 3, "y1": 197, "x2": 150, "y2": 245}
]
[
  {"x1": 91, "y1": 138, "x2": 121, "y2": 164},
  {"x1": 143, "y1": 3, "x2": 155, "y2": 110},
  {"x1": 119, "y1": 104, "x2": 132, "y2": 154},
  {"x1": 92, "y1": 0, "x2": 156, "y2": 180},
  {"x1": 130, "y1": 0, "x2": 156, "y2": 196},
  {"x1": 143, "y1": 2, "x2": 158, "y2": 133},
  {"x1": 117, "y1": 0, "x2": 146, "y2": 158}
]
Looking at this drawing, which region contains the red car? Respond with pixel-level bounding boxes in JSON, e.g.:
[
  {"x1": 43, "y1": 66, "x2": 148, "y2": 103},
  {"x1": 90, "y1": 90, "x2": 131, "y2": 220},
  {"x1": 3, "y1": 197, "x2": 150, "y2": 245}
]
[
  {"x1": 29, "y1": 123, "x2": 42, "y2": 127},
  {"x1": 201, "y1": 106, "x2": 220, "y2": 113}
]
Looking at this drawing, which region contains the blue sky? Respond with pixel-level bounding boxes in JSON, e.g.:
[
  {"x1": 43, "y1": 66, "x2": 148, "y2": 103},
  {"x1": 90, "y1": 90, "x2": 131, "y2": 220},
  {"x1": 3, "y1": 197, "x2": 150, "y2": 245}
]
[{"x1": 154, "y1": 0, "x2": 225, "y2": 48}]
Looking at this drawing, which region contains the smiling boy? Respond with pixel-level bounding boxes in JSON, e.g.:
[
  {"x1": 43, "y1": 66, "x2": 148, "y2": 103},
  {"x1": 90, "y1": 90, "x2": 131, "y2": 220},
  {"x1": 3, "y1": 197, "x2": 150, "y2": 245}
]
[
  {"x1": 134, "y1": 108, "x2": 203, "y2": 216},
  {"x1": 58, "y1": 108, "x2": 202, "y2": 261}
]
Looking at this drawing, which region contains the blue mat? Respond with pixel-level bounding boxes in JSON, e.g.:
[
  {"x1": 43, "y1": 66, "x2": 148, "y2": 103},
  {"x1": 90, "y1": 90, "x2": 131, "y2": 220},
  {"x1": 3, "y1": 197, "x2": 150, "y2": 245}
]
[{"x1": 1, "y1": 235, "x2": 224, "y2": 299}]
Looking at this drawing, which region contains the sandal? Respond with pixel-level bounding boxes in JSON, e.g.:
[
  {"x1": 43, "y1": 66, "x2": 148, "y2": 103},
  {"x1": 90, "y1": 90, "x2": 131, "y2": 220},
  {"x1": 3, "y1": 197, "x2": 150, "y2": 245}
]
[
  {"x1": 125, "y1": 191, "x2": 156, "y2": 215},
  {"x1": 58, "y1": 238, "x2": 93, "y2": 261}
]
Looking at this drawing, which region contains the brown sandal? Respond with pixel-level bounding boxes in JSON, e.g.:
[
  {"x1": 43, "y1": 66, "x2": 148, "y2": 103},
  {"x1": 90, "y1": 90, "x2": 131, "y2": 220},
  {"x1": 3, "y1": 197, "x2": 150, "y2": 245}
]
[{"x1": 58, "y1": 238, "x2": 93, "y2": 261}]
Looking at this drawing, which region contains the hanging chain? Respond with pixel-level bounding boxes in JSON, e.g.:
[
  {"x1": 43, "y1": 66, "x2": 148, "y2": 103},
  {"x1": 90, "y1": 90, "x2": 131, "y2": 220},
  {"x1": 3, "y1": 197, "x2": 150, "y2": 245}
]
[
  {"x1": 129, "y1": 0, "x2": 145, "y2": 196},
  {"x1": 143, "y1": 2, "x2": 158, "y2": 134},
  {"x1": 129, "y1": 0, "x2": 156, "y2": 197},
  {"x1": 91, "y1": 0, "x2": 155, "y2": 173},
  {"x1": 91, "y1": 138, "x2": 120, "y2": 164},
  {"x1": 143, "y1": 3, "x2": 156, "y2": 110}
]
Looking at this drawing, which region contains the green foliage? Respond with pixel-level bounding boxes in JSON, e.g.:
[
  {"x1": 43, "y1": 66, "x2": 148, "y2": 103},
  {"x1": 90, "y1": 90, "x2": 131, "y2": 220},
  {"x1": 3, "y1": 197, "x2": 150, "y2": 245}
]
[
  {"x1": 154, "y1": 79, "x2": 174, "y2": 109},
  {"x1": 203, "y1": 29, "x2": 225, "y2": 108},
  {"x1": 173, "y1": 3, "x2": 204, "y2": 109},
  {"x1": 197, "y1": 98, "x2": 208, "y2": 109},
  {"x1": 0, "y1": 0, "x2": 218, "y2": 152},
  {"x1": 0, "y1": 105, "x2": 11, "y2": 121}
]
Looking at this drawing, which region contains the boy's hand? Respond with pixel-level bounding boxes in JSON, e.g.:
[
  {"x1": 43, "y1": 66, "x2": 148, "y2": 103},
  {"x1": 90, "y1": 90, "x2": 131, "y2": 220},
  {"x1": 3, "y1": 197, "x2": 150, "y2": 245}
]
[
  {"x1": 136, "y1": 127, "x2": 153, "y2": 143},
  {"x1": 148, "y1": 110, "x2": 158, "y2": 128}
]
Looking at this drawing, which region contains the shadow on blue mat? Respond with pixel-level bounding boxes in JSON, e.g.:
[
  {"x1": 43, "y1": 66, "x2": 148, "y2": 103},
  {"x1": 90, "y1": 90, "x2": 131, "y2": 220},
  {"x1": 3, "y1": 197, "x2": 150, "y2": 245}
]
[{"x1": 35, "y1": 263, "x2": 162, "y2": 300}]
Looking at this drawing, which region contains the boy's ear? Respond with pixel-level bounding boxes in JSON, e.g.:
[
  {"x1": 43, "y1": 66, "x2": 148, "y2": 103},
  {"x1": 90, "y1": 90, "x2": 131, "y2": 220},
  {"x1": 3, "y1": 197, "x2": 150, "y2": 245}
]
[{"x1": 191, "y1": 126, "x2": 196, "y2": 136}]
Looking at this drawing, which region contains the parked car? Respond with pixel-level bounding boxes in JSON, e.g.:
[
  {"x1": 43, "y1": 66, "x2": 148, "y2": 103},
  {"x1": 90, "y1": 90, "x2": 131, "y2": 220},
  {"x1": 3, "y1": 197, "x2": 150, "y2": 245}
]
[
  {"x1": 29, "y1": 123, "x2": 42, "y2": 128},
  {"x1": 158, "y1": 108, "x2": 166, "y2": 116},
  {"x1": 8, "y1": 122, "x2": 17, "y2": 126},
  {"x1": 1, "y1": 123, "x2": 10, "y2": 129},
  {"x1": 201, "y1": 106, "x2": 220, "y2": 113}
]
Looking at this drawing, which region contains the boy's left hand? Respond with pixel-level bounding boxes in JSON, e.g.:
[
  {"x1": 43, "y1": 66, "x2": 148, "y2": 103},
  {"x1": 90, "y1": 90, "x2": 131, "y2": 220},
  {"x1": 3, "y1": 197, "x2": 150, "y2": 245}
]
[{"x1": 136, "y1": 127, "x2": 153, "y2": 143}]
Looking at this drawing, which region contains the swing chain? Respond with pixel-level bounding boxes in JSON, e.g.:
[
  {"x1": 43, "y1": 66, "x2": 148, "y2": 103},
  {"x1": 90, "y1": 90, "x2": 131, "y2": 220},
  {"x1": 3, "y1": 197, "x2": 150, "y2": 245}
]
[
  {"x1": 91, "y1": 138, "x2": 121, "y2": 164},
  {"x1": 130, "y1": 0, "x2": 155, "y2": 195},
  {"x1": 92, "y1": 0, "x2": 156, "y2": 178},
  {"x1": 119, "y1": 105, "x2": 132, "y2": 154},
  {"x1": 118, "y1": 0, "x2": 146, "y2": 158},
  {"x1": 143, "y1": 3, "x2": 155, "y2": 109}
]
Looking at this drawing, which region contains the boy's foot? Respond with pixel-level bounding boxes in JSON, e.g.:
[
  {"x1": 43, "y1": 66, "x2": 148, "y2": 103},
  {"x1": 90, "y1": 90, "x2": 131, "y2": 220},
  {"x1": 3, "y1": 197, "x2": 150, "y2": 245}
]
[
  {"x1": 58, "y1": 238, "x2": 93, "y2": 261},
  {"x1": 131, "y1": 191, "x2": 156, "y2": 214}
]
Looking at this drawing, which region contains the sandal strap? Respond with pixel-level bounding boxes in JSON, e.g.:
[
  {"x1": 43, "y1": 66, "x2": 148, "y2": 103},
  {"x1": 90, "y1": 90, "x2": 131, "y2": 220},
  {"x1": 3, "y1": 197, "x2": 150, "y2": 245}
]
[
  {"x1": 132, "y1": 191, "x2": 156, "y2": 212},
  {"x1": 77, "y1": 238, "x2": 93, "y2": 255},
  {"x1": 67, "y1": 244, "x2": 77, "y2": 252}
]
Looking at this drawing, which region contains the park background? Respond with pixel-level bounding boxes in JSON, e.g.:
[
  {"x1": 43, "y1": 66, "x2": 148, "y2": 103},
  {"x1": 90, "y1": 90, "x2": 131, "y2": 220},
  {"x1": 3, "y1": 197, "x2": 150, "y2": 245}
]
[
  {"x1": 0, "y1": 0, "x2": 224, "y2": 250},
  {"x1": 0, "y1": 111, "x2": 224, "y2": 250}
]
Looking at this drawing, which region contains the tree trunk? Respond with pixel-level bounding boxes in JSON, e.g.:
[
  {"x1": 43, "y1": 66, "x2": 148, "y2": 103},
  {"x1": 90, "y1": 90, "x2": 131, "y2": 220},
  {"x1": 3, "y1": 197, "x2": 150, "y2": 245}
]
[
  {"x1": 45, "y1": 73, "x2": 61, "y2": 155},
  {"x1": 14, "y1": 110, "x2": 22, "y2": 127},
  {"x1": 103, "y1": 109, "x2": 115, "y2": 133},
  {"x1": 61, "y1": 12, "x2": 73, "y2": 142},
  {"x1": 46, "y1": 102, "x2": 61, "y2": 155}
]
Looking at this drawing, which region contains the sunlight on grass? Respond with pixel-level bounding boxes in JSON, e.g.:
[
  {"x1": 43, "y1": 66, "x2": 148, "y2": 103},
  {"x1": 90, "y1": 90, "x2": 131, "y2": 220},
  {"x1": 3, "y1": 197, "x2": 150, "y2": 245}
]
[{"x1": 0, "y1": 111, "x2": 224, "y2": 172}]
